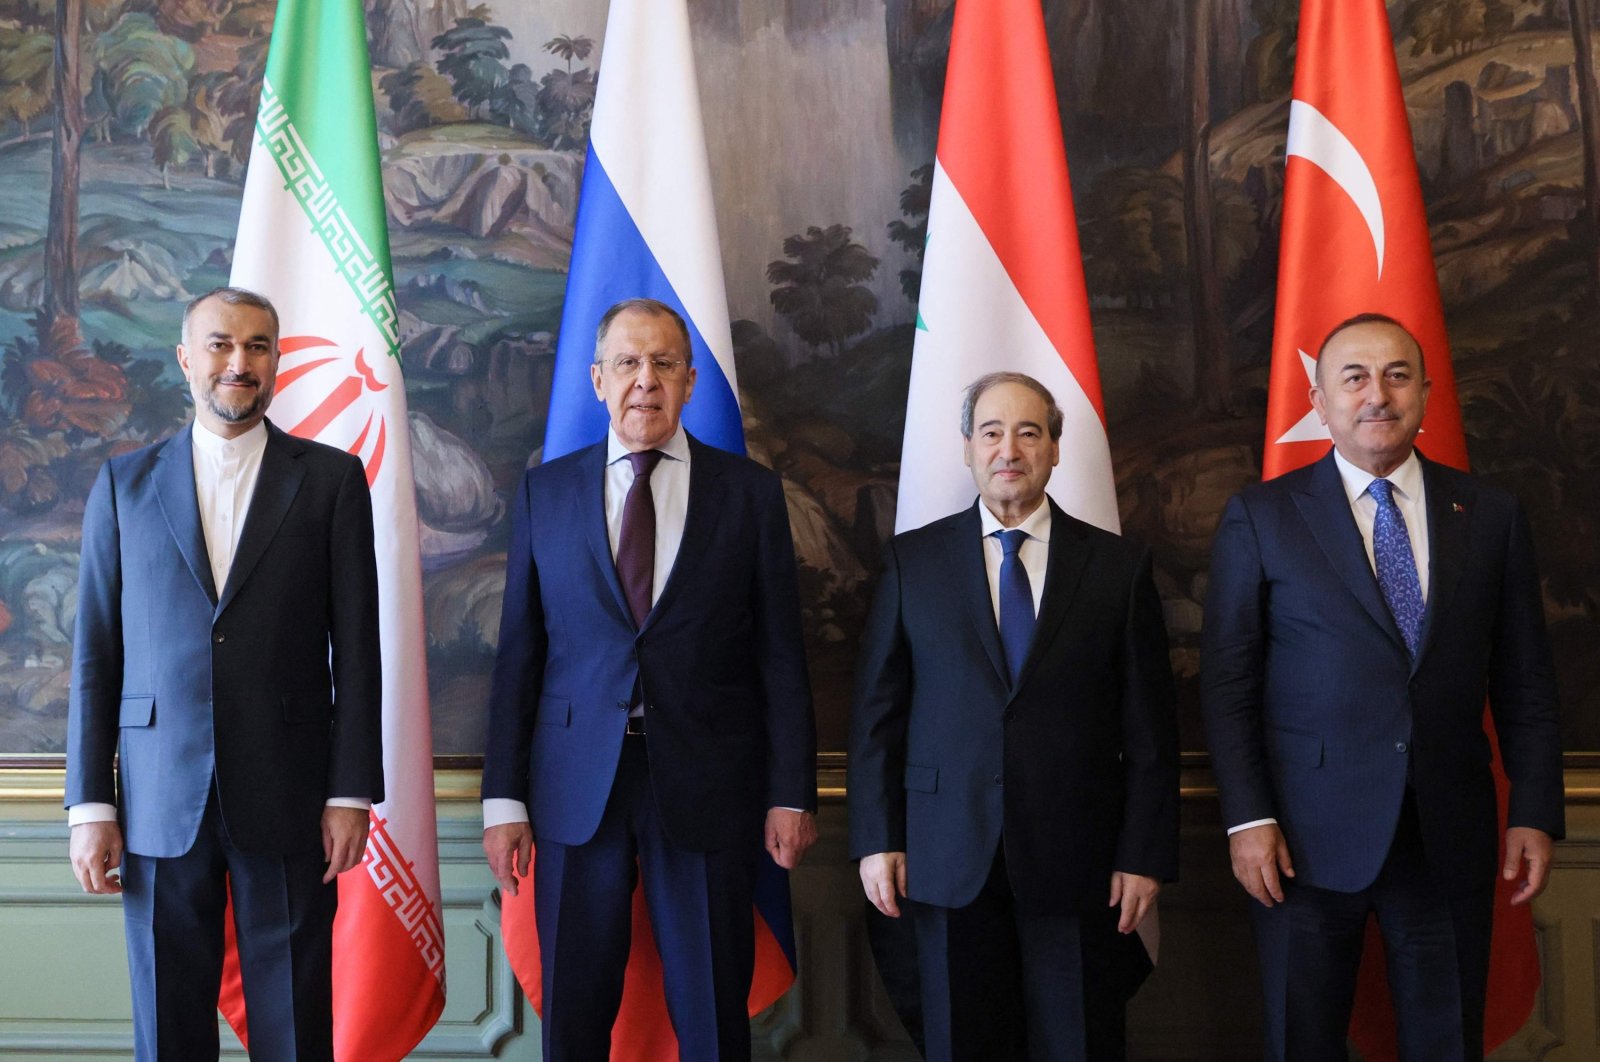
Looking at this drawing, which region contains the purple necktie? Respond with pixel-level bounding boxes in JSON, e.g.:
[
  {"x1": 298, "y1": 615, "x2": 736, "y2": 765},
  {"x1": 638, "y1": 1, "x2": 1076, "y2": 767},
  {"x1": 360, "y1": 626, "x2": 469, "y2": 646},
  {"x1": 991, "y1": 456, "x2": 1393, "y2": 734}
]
[
  {"x1": 616, "y1": 450, "x2": 664, "y2": 628},
  {"x1": 1369, "y1": 477, "x2": 1424, "y2": 658}
]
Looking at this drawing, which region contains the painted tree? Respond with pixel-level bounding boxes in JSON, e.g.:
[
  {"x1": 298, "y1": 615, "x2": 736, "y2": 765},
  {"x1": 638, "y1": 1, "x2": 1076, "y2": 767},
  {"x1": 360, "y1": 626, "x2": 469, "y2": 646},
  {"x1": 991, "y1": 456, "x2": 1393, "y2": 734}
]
[
  {"x1": 1185, "y1": 0, "x2": 1230, "y2": 411},
  {"x1": 766, "y1": 224, "x2": 881, "y2": 358},
  {"x1": 43, "y1": 0, "x2": 86, "y2": 353},
  {"x1": 0, "y1": 28, "x2": 54, "y2": 139},
  {"x1": 380, "y1": 61, "x2": 467, "y2": 134},
  {"x1": 543, "y1": 34, "x2": 594, "y2": 73},
  {"x1": 886, "y1": 163, "x2": 932, "y2": 303},
  {"x1": 1404, "y1": 0, "x2": 1489, "y2": 57},
  {"x1": 1080, "y1": 167, "x2": 1188, "y2": 310},
  {"x1": 94, "y1": 12, "x2": 194, "y2": 141},
  {"x1": 1244, "y1": 0, "x2": 1298, "y2": 103},
  {"x1": 432, "y1": 11, "x2": 512, "y2": 120},
  {"x1": 149, "y1": 104, "x2": 197, "y2": 188},
  {"x1": 490, "y1": 62, "x2": 538, "y2": 133}
]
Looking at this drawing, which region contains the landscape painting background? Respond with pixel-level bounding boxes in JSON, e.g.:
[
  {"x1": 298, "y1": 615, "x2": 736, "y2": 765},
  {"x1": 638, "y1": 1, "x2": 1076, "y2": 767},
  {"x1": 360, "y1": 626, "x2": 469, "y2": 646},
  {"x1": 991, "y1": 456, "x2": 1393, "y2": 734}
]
[{"x1": 0, "y1": 0, "x2": 1595, "y2": 758}]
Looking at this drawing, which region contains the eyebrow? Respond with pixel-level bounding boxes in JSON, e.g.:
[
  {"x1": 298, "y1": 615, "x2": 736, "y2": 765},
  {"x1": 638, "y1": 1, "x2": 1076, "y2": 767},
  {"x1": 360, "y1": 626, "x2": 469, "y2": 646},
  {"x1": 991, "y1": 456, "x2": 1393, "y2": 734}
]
[
  {"x1": 976, "y1": 419, "x2": 1044, "y2": 431},
  {"x1": 204, "y1": 332, "x2": 274, "y2": 343}
]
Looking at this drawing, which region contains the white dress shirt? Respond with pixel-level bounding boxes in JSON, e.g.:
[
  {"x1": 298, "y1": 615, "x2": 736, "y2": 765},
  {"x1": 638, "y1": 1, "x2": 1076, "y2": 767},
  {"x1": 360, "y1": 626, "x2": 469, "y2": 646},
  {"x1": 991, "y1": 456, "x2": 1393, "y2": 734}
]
[
  {"x1": 1227, "y1": 447, "x2": 1430, "y2": 836},
  {"x1": 483, "y1": 427, "x2": 693, "y2": 831},
  {"x1": 978, "y1": 497, "x2": 1051, "y2": 621},
  {"x1": 70, "y1": 420, "x2": 368, "y2": 827}
]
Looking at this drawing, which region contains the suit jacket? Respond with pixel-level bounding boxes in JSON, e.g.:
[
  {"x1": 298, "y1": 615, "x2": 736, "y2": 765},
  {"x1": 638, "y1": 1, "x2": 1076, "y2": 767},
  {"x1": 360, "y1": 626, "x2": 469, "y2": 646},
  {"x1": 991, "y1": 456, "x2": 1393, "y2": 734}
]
[
  {"x1": 65, "y1": 421, "x2": 384, "y2": 858},
  {"x1": 1201, "y1": 450, "x2": 1564, "y2": 895},
  {"x1": 480, "y1": 434, "x2": 816, "y2": 852},
  {"x1": 848, "y1": 498, "x2": 1179, "y2": 914}
]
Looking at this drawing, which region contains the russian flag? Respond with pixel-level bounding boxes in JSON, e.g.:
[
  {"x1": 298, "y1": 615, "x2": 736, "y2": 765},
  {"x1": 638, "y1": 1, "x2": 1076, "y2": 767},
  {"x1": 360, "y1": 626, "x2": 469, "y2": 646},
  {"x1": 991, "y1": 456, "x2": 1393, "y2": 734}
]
[
  {"x1": 540, "y1": 0, "x2": 741, "y2": 460},
  {"x1": 500, "y1": 1, "x2": 798, "y2": 1056}
]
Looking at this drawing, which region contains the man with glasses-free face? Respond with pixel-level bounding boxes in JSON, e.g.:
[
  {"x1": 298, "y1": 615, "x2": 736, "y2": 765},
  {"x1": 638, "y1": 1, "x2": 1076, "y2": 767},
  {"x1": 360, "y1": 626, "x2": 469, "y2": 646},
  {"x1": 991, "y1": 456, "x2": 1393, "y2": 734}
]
[{"x1": 482, "y1": 298, "x2": 818, "y2": 1061}]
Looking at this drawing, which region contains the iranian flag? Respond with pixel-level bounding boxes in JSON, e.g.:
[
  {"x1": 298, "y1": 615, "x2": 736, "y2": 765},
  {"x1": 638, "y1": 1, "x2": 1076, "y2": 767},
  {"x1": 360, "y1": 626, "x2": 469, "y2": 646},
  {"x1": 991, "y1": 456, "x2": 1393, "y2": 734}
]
[
  {"x1": 895, "y1": 0, "x2": 1117, "y2": 536},
  {"x1": 221, "y1": 0, "x2": 446, "y2": 1057},
  {"x1": 1265, "y1": 0, "x2": 1537, "y2": 1055}
]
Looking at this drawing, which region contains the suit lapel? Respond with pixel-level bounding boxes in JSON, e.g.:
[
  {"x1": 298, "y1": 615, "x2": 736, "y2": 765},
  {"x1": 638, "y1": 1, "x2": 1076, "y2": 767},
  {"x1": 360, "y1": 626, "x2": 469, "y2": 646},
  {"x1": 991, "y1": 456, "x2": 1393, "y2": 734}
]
[
  {"x1": 1015, "y1": 499, "x2": 1090, "y2": 693},
  {"x1": 643, "y1": 437, "x2": 724, "y2": 631},
  {"x1": 153, "y1": 423, "x2": 218, "y2": 604},
  {"x1": 217, "y1": 423, "x2": 306, "y2": 616},
  {"x1": 945, "y1": 503, "x2": 1009, "y2": 687},
  {"x1": 579, "y1": 442, "x2": 635, "y2": 628},
  {"x1": 1414, "y1": 455, "x2": 1471, "y2": 668},
  {"x1": 1292, "y1": 451, "x2": 1408, "y2": 652}
]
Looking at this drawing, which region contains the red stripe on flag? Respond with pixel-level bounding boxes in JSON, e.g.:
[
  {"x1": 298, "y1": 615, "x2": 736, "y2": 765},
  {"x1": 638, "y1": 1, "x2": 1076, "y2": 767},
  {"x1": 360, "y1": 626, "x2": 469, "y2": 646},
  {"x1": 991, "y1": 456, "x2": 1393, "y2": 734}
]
[
  {"x1": 935, "y1": 0, "x2": 1104, "y2": 419},
  {"x1": 501, "y1": 855, "x2": 795, "y2": 1061},
  {"x1": 278, "y1": 336, "x2": 336, "y2": 356},
  {"x1": 365, "y1": 418, "x2": 386, "y2": 488}
]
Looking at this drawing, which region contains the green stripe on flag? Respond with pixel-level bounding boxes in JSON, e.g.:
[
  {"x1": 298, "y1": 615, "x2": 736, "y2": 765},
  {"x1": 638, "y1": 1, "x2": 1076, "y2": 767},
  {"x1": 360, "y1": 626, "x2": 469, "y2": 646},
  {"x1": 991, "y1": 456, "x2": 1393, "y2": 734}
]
[{"x1": 256, "y1": 0, "x2": 399, "y2": 359}]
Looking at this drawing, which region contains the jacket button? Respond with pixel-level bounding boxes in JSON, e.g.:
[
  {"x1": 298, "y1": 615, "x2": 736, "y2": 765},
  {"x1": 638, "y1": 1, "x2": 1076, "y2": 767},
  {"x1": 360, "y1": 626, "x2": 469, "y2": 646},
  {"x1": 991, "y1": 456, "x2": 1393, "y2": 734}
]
[
  {"x1": 214, "y1": 633, "x2": 225, "y2": 644},
  {"x1": 993, "y1": 773, "x2": 1002, "y2": 785},
  {"x1": 1395, "y1": 741, "x2": 1408, "y2": 754},
  {"x1": 616, "y1": 701, "x2": 629, "y2": 710}
]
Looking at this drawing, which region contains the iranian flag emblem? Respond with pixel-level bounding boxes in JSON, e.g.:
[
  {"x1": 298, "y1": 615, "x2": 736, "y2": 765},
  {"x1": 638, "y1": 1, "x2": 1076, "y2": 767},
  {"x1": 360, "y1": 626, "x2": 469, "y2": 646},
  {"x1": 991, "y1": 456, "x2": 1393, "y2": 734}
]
[{"x1": 222, "y1": 1, "x2": 445, "y2": 1058}]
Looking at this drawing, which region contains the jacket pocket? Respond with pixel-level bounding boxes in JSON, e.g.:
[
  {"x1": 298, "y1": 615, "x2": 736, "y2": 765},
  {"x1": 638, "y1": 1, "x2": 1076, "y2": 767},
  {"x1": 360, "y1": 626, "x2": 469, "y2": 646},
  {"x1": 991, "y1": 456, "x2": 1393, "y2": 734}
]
[
  {"x1": 118, "y1": 695, "x2": 154, "y2": 727},
  {"x1": 536, "y1": 695, "x2": 571, "y2": 728},
  {"x1": 903, "y1": 763, "x2": 939, "y2": 793},
  {"x1": 282, "y1": 692, "x2": 332, "y2": 724},
  {"x1": 1267, "y1": 725, "x2": 1323, "y2": 768}
]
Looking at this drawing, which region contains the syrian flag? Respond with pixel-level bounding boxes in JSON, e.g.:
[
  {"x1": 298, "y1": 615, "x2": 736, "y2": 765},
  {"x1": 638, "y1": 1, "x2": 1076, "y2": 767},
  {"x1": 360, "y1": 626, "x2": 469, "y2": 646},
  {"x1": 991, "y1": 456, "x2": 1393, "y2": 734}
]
[
  {"x1": 1265, "y1": 1, "x2": 1538, "y2": 1055},
  {"x1": 220, "y1": 0, "x2": 445, "y2": 1057},
  {"x1": 895, "y1": 0, "x2": 1116, "y2": 535},
  {"x1": 498, "y1": 1, "x2": 797, "y2": 1056}
]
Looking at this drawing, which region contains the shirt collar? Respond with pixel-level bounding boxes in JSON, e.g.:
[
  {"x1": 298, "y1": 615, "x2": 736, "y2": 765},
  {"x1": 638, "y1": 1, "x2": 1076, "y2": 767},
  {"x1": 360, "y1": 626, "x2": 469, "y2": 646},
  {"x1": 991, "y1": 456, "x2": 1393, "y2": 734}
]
[
  {"x1": 978, "y1": 495, "x2": 1053, "y2": 543},
  {"x1": 191, "y1": 418, "x2": 268, "y2": 459},
  {"x1": 606, "y1": 424, "x2": 689, "y2": 466},
  {"x1": 1332, "y1": 447, "x2": 1423, "y2": 505}
]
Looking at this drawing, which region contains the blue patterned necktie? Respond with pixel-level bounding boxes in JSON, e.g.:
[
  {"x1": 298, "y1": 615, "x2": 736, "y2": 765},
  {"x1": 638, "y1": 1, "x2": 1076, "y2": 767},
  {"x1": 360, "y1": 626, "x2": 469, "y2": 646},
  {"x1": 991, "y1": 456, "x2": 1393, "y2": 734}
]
[
  {"x1": 1369, "y1": 478, "x2": 1423, "y2": 657},
  {"x1": 997, "y1": 529, "x2": 1035, "y2": 683}
]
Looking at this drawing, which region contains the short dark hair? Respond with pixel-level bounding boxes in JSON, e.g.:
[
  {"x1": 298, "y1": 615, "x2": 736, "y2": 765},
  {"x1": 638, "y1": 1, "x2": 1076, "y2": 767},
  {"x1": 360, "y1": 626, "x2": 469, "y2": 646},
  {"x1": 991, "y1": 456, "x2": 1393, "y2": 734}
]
[
  {"x1": 1315, "y1": 312, "x2": 1427, "y2": 383},
  {"x1": 593, "y1": 298, "x2": 693, "y2": 366},
  {"x1": 960, "y1": 372, "x2": 1064, "y2": 441},
  {"x1": 182, "y1": 286, "x2": 280, "y2": 343}
]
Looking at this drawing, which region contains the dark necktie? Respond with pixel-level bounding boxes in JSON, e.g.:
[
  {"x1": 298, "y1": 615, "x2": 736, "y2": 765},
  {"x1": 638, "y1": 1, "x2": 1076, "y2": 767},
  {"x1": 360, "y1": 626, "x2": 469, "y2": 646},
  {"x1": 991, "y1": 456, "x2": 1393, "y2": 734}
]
[
  {"x1": 1369, "y1": 478, "x2": 1423, "y2": 658},
  {"x1": 616, "y1": 450, "x2": 663, "y2": 628},
  {"x1": 997, "y1": 529, "x2": 1035, "y2": 683}
]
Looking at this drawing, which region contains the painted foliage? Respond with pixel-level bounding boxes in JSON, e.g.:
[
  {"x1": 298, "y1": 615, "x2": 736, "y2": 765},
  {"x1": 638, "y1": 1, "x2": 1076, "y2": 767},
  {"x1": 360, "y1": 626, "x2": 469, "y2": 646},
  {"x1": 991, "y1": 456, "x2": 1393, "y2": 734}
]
[{"x1": 0, "y1": 0, "x2": 1594, "y2": 755}]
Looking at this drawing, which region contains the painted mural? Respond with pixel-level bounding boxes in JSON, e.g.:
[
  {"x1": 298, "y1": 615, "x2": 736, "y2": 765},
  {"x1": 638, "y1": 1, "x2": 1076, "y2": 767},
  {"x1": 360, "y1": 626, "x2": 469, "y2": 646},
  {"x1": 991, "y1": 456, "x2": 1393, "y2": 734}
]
[{"x1": 0, "y1": 0, "x2": 1594, "y2": 758}]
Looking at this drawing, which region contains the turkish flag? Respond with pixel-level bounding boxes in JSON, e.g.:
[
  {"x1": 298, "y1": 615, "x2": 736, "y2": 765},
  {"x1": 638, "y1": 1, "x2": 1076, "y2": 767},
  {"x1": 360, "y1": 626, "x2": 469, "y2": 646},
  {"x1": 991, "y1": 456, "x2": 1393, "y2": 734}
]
[{"x1": 1263, "y1": 0, "x2": 1540, "y2": 1056}]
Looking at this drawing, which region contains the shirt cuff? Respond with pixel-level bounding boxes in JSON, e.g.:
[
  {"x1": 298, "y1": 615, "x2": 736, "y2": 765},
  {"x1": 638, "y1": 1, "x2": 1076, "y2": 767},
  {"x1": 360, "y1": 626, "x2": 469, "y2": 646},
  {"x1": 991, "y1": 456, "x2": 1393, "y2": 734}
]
[
  {"x1": 67, "y1": 803, "x2": 118, "y2": 826},
  {"x1": 1227, "y1": 817, "x2": 1278, "y2": 835},
  {"x1": 483, "y1": 798, "x2": 530, "y2": 830},
  {"x1": 772, "y1": 806, "x2": 807, "y2": 814},
  {"x1": 325, "y1": 798, "x2": 371, "y2": 811}
]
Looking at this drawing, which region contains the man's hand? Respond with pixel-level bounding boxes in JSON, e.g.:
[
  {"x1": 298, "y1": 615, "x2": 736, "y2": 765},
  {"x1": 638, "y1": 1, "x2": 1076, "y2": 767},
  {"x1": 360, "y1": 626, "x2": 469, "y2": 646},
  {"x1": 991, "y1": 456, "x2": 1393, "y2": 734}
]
[
  {"x1": 484, "y1": 821, "x2": 534, "y2": 896},
  {"x1": 321, "y1": 806, "x2": 371, "y2": 884},
  {"x1": 1503, "y1": 826, "x2": 1554, "y2": 906},
  {"x1": 69, "y1": 821, "x2": 125, "y2": 895},
  {"x1": 859, "y1": 851, "x2": 908, "y2": 918},
  {"x1": 764, "y1": 808, "x2": 817, "y2": 870},
  {"x1": 1109, "y1": 871, "x2": 1159, "y2": 934},
  {"x1": 1229, "y1": 823, "x2": 1295, "y2": 907}
]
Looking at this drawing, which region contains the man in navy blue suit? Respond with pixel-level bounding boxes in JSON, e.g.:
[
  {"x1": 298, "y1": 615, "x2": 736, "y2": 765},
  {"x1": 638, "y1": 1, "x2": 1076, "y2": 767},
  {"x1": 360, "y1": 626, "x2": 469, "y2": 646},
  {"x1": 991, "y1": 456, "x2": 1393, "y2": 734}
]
[
  {"x1": 65, "y1": 287, "x2": 384, "y2": 1061},
  {"x1": 849, "y1": 372, "x2": 1179, "y2": 1062},
  {"x1": 481, "y1": 297, "x2": 817, "y2": 1061},
  {"x1": 1202, "y1": 314, "x2": 1564, "y2": 1061}
]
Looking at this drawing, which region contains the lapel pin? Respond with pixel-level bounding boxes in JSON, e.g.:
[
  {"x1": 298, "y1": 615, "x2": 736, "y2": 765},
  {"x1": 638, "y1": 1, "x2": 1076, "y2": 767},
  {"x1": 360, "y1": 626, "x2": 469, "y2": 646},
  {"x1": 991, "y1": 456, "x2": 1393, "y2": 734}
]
[{"x1": 1452, "y1": 502, "x2": 1464, "y2": 513}]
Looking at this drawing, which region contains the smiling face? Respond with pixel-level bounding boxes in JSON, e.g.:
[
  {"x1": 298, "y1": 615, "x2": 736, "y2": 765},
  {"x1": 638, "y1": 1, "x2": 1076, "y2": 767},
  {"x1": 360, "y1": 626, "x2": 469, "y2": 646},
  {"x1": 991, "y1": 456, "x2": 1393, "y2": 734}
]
[
  {"x1": 589, "y1": 308, "x2": 697, "y2": 452},
  {"x1": 1311, "y1": 319, "x2": 1431, "y2": 477},
  {"x1": 963, "y1": 380, "x2": 1060, "y2": 526},
  {"x1": 176, "y1": 295, "x2": 280, "y2": 438}
]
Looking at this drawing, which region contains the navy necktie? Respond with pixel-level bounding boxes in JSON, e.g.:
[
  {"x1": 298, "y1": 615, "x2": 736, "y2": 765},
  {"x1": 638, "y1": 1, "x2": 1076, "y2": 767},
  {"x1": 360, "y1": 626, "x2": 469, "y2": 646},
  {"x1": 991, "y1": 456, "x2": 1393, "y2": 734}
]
[
  {"x1": 997, "y1": 529, "x2": 1035, "y2": 683},
  {"x1": 1369, "y1": 478, "x2": 1423, "y2": 657},
  {"x1": 617, "y1": 450, "x2": 663, "y2": 628}
]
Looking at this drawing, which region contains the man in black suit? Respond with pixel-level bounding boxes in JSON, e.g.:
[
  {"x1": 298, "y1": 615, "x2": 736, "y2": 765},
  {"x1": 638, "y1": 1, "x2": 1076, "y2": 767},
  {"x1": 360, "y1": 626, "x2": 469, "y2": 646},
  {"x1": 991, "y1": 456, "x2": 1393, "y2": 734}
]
[
  {"x1": 481, "y1": 297, "x2": 817, "y2": 1061},
  {"x1": 1202, "y1": 314, "x2": 1564, "y2": 1061},
  {"x1": 849, "y1": 371, "x2": 1179, "y2": 1062},
  {"x1": 66, "y1": 287, "x2": 384, "y2": 1061}
]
